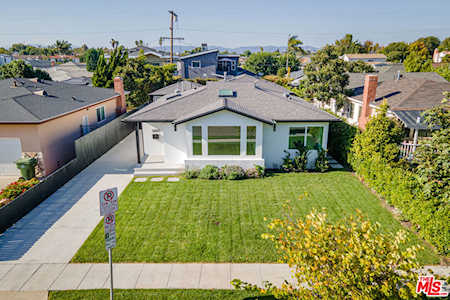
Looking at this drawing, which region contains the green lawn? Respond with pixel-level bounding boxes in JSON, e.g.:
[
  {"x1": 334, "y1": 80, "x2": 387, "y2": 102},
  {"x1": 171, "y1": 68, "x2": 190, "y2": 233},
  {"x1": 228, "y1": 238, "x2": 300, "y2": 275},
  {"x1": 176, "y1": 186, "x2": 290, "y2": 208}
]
[
  {"x1": 49, "y1": 289, "x2": 270, "y2": 300},
  {"x1": 72, "y1": 171, "x2": 439, "y2": 264}
]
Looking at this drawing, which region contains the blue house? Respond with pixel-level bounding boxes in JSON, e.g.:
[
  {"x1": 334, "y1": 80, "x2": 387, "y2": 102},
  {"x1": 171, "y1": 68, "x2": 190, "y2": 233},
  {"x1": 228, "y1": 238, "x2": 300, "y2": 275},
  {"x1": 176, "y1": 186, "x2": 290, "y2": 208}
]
[{"x1": 179, "y1": 48, "x2": 241, "y2": 79}]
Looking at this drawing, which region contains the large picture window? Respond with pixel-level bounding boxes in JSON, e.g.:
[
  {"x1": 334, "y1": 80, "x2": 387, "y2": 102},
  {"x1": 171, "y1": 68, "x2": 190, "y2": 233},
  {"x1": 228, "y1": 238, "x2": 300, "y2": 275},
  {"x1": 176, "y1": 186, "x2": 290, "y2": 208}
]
[
  {"x1": 246, "y1": 126, "x2": 256, "y2": 155},
  {"x1": 208, "y1": 126, "x2": 240, "y2": 155},
  {"x1": 289, "y1": 126, "x2": 323, "y2": 150},
  {"x1": 192, "y1": 126, "x2": 202, "y2": 155}
]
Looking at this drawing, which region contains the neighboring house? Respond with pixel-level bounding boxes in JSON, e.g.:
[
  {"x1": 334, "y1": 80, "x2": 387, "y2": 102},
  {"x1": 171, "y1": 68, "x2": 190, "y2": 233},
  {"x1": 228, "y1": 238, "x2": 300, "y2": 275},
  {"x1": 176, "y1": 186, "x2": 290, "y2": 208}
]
[
  {"x1": 433, "y1": 48, "x2": 450, "y2": 63},
  {"x1": 289, "y1": 70, "x2": 305, "y2": 87},
  {"x1": 0, "y1": 54, "x2": 14, "y2": 66},
  {"x1": 48, "y1": 55, "x2": 80, "y2": 64},
  {"x1": 347, "y1": 74, "x2": 449, "y2": 138},
  {"x1": 217, "y1": 54, "x2": 240, "y2": 74},
  {"x1": 124, "y1": 74, "x2": 338, "y2": 171},
  {"x1": 149, "y1": 80, "x2": 202, "y2": 102},
  {"x1": 341, "y1": 53, "x2": 387, "y2": 65},
  {"x1": 42, "y1": 62, "x2": 92, "y2": 84},
  {"x1": 123, "y1": 46, "x2": 175, "y2": 66},
  {"x1": 0, "y1": 77, "x2": 128, "y2": 176},
  {"x1": 341, "y1": 71, "x2": 448, "y2": 128}
]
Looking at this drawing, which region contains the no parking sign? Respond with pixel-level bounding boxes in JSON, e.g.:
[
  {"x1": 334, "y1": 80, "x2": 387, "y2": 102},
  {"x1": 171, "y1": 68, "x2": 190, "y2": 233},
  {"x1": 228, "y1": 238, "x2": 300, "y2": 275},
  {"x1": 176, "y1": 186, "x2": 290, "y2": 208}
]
[{"x1": 99, "y1": 187, "x2": 118, "y2": 216}]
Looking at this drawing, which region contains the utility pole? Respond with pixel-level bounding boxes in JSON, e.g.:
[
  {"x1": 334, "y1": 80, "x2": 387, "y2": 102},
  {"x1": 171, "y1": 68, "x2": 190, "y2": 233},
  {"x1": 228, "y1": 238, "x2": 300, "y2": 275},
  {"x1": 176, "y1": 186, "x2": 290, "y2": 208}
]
[{"x1": 160, "y1": 10, "x2": 184, "y2": 63}]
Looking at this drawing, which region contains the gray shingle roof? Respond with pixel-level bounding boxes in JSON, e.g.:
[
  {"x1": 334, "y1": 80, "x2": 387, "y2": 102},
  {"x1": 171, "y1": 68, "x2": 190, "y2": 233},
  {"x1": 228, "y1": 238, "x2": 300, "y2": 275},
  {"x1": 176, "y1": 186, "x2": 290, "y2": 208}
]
[
  {"x1": 149, "y1": 80, "x2": 202, "y2": 96},
  {"x1": 0, "y1": 78, "x2": 121, "y2": 123},
  {"x1": 179, "y1": 49, "x2": 219, "y2": 60},
  {"x1": 124, "y1": 74, "x2": 338, "y2": 123},
  {"x1": 393, "y1": 110, "x2": 428, "y2": 130},
  {"x1": 351, "y1": 78, "x2": 450, "y2": 110}
]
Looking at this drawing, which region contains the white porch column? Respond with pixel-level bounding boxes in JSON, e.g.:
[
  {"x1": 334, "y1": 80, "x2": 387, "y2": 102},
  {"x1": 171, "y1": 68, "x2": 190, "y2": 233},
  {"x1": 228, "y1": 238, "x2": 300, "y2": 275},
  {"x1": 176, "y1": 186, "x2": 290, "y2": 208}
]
[
  {"x1": 240, "y1": 126, "x2": 246, "y2": 156},
  {"x1": 201, "y1": 125, "x2": 207, "y2": 157}
]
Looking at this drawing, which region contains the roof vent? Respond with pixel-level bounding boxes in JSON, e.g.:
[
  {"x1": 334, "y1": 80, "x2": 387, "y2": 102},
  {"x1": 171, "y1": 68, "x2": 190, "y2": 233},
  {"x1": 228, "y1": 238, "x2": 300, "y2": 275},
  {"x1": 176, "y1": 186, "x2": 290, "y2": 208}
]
[
  {"x1": 33, "y1": 89, "x2": 48, "y2": 96},
  {"x1": 218, "y1": 89, "x2": 235, "y2": 97}
]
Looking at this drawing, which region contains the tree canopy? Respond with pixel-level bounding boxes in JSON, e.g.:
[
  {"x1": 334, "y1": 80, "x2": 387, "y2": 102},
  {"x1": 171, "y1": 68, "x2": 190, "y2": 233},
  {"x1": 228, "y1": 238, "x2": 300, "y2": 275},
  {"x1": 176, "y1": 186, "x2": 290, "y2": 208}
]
[
  {"x1": 243, "y1": 51, "x2": 282, "y2": 76},
  {"x1": 92, "y1": 46, "x2": 128, "y2": 88},
  {"x1": 85, "y1": 48, "x2": 102, "y2": 72},
  {"x1": 415, "y1": 36, "x2": 440, "y2": 56},
  {"x1": 0, "y1": 60, "x2": 51, "y2": 80},
  {"x1": 438, "y1": 37, "x2": 450, "y2": 51},
  {"x1": 302, "y1": 45, "x2": 349, "y2": 107},
  {"x1": 383, "y1": 42, "x2": 409, "y2": 62},
  {"x1": 345, "y1": 60, "x2": 375, "y2": 73},
  {"x1": 334, "y1": 34, "x2": 364, "y2": 55},
  {"x1": 404, "y1": 41, "x2": 432, "y2": 72}
]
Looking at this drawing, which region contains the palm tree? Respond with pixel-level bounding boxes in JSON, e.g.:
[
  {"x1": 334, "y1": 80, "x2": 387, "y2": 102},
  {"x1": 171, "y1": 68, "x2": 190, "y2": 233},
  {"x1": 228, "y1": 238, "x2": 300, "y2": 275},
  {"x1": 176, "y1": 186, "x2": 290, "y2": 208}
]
[
  {"x1": 135, "y1": 40, "x2": 144, "y2": 47},
  {"x1": 286, "y1": 35, "x2": 306, "y2": 75},
  {"x1": 53, "y1": 40, "x2": 72, "y2": 55},
  {"x1": 110, "y1": 38, "x2": 119, "y2": 49}
]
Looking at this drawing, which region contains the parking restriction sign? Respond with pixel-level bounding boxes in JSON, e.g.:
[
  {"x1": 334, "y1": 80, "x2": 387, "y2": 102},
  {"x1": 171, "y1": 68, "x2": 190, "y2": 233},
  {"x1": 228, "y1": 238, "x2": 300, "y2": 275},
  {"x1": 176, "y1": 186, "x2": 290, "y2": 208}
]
[
  {"x1": 104, "y1": 213, "x2": 116, "y2": 250},
  {"x1": 99, "y1": 187, "x2": 118, "y2": 216}
]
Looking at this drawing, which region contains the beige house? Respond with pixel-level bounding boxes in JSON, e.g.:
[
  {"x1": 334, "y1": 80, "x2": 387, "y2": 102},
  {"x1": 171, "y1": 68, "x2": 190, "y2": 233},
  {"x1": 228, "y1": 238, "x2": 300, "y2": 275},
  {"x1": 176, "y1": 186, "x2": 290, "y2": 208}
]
[{"x1": 0, "y1": 77, "x2": 128, "y2": 176}]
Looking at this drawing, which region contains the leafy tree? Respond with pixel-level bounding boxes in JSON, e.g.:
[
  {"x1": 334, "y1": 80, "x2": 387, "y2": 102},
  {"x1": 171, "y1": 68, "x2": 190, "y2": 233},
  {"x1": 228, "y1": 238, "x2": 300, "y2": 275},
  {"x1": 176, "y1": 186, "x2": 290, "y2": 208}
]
[
  {"x1": 85, "y1": 48, "x2": 101, "y2": 72},
  {"x1": 345, "y1": 60, "x2": 375, "y2": 73},
  {"x1": 0, "y1": 60, "x2": 51, "y2": 80},
  {"x1": 279, "y1": 53, "x2": 300, "y2": 73},
  {"x1": 383, "y1": 42, "x2": 409, "y2": 62},
  {"x1": 362, "y1": 40, "x2": 381, "y2": 53},
  {"x1": 414, "y1": 93, "x2": 450, "y2": 201},
  {"x1": 181, "y1": 47, "x2": 202, "y2": 56},
  {"x1": 114, "y1": 55, "x2": 176, "y2": 107},
  {"x1": 434, "y1": 64, "x2": 450, "y2": 81},
  {"x1": 243, "y1": 51, "x2": 281, "y2": 75},
  {"x1": 53, "y1": 40, "x2": 72, "y2": 54},
  {"x1": 416, "y1": 36, "x2": 440, "y2": 56},
  {"x1": 404, "y1": 41, "x2": 432, "y2": 72},
  {"x1": 302, "y1": 45, "x2": 349, "y2": 107},
  {"x1": 350, "y1": 104, "x2": 404, "y2": 165},
  {"x1": 92, "y1": 46, "x2": 127, "y2": 88},
  {"x1": 233, "y1": 201, "x2": 422, "y2": 300},
  {"x1": 0, "y1": 47, "x2": 10, "y2": 55},
  {"x1": 242, "y1": 50, "x2": 251, "y2": 57},
  {"x1": 334, "y1": 34, "x2": 364, "y2": 55},
  {"x1": 438, "y1": 37, "x2": 450, "y2": 51},
  {"x1": 135, "y1": 40, "x2": 144, "y2": 47}
]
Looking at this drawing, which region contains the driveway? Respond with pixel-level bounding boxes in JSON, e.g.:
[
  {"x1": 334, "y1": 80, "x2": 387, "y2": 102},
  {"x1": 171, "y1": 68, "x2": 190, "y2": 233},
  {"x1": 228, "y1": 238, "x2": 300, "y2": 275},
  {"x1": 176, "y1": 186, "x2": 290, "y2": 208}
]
[{"x1": 0, "y1": 133, "x2": 137, "y2": 264}]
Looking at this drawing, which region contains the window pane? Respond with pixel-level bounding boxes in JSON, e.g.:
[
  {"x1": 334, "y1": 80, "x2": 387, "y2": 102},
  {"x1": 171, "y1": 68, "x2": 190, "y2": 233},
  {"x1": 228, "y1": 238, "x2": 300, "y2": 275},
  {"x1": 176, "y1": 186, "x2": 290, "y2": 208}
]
[
  {"x1": 101, "y1": 107, "x2": 105, "y2": 120},
  {"x1": 289, "y1": 127, "x2": 305, "y2": 149},
  {"x1": 192, "y1": 126, "x2": 202, "y2": 155},
  {"x1": 306, "y1": 127, "x2": 323, "y2": 150},
  {"x1": 246, "y1": 126, "x2": 256, "y2": 155},
  {"x1": 208, "y1": 126, "x2": 240, "y2": 155},
  {"x1": 96, "y1": 108, "x2": 101, "y2": 122}
]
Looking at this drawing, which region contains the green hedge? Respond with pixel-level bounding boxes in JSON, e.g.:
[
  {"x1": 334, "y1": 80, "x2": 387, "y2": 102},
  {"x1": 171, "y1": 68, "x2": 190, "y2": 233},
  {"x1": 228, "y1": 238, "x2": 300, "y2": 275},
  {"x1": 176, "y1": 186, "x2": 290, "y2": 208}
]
[
  {"x1": 354, "y1": 155, "x2": 449, "y2": 255},
  {"x1": 328, "y1": 120, "x2": 359, "y2": 167}
]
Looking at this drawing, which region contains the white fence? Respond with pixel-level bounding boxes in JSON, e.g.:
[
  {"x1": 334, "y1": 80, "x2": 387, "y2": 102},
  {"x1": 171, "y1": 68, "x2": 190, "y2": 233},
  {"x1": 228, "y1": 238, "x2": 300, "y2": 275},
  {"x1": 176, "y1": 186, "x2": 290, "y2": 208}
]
[{"x1": 399, "y1": 142, "x2": 420, "y2": 160}]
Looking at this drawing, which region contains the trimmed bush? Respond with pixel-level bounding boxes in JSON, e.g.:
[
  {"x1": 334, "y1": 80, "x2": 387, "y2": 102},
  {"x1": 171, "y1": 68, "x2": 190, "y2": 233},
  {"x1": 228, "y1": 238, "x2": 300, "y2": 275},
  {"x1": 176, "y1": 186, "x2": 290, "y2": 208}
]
[
  {"x1": 221, "y1": 165, "x2": 246, "y2": 180},
  {"x1": 198, "y1": 165, "x2": 220, "y2": 180},
  {"x1": 328, "y1": 118, "x2": 359, "y2": 167},
  {"x1": 315, "y1": 149, "x2": 329, "y2": 172},
  {"x1": 184, "y1": 168, "x2": 200, "y2": 179}
]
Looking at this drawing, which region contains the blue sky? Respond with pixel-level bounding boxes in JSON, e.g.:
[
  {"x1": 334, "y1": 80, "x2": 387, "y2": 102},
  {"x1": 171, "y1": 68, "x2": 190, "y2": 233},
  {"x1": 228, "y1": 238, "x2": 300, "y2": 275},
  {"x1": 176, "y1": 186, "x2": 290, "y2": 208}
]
[{"x1": 1, "y1": 0, "x2": 449, "y2": 49}]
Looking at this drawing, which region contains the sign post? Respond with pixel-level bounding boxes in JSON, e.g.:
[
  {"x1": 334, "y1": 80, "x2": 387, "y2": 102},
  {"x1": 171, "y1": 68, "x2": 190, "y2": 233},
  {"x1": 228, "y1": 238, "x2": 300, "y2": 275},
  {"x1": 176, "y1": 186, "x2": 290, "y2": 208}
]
[{"x1": 99, "y1": 188, "x2": 118, "y2": 300}]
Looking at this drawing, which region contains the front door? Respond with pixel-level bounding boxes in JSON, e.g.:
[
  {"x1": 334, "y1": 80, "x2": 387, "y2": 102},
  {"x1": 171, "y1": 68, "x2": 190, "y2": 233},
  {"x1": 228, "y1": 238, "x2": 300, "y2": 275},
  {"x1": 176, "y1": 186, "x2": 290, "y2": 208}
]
[{"x1": 149, "y1": 128, "x2": 164, "y2": 162}]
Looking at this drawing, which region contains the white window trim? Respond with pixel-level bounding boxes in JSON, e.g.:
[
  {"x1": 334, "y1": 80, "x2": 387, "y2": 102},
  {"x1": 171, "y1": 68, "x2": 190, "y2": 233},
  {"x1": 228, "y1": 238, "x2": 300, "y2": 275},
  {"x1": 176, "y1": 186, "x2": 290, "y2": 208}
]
[
  {"x1": 191, "y1": 60, "x2": 201, "y2": 68},
  {"x1": 288, "y1": 125, "x2": 325, "y2": 149},
  {"x1": 96, "y1": 106, "x2": 106, "y2": 123}
]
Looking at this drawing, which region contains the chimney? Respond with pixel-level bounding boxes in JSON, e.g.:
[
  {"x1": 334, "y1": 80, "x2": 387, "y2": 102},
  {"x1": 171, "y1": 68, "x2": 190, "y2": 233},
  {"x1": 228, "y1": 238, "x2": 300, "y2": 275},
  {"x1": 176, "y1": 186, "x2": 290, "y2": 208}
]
[
  {"x1": 201, "y1": 43, "x2": 208, "y2": 51},
  {"x1": 114, "y1": 77, "x2": 126, "y2": 114},
  {"x1": 358, "y1": 74, "x2": 378, "y2": 130},
  {"x1": 433, "y1": 48, "x2": 439, "y2": 63}
]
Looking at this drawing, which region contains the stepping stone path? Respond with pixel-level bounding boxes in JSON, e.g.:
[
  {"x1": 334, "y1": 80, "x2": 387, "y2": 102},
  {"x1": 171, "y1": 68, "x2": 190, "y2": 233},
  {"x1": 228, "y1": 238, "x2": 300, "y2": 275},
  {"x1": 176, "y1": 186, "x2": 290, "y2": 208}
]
[
  {"x1": 167, "y1": 177, "x2": 180, "y2": 182},
  {"x1": 134, "y1": 178, "x2": 147, "y2": 182},
  {"x1": 150, "y1": 177, "x2": 164, "y2": 182},
  {"x1": 327, "y1": 156, "x2": 344, "y2": 169}
]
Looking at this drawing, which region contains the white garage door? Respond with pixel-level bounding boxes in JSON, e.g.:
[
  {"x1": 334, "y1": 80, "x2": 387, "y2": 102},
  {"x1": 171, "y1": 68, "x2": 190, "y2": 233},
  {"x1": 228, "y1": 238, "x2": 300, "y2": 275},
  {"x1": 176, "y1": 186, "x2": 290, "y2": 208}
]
[{"x1": 0, "y1": 138, "x2": 22, "y2": 175}]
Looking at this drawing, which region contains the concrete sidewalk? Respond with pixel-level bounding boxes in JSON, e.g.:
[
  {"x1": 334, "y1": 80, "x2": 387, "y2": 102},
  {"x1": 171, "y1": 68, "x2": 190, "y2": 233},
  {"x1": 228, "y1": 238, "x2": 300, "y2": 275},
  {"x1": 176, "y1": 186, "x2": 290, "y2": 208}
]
[
  {"x1": 0, "y1": 134, "x2": 137, "y2": 264},
  {"x1": 0, "y1": 262, "x2": 448, "y2": 292},
  {"x1": 0, "y1": 263, "x2": 293, "y2": 291}
]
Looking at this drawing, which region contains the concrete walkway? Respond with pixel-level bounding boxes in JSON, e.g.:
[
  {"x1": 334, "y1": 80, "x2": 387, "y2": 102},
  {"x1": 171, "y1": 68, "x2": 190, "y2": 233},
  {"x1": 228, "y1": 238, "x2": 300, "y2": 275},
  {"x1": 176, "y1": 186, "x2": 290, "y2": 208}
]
[
  {"x1": 0, "y1": 133, "x2": 137, "y2": 264},
  {"x1": 0, "y1": 263, "x2": 293, "y2": 291}
]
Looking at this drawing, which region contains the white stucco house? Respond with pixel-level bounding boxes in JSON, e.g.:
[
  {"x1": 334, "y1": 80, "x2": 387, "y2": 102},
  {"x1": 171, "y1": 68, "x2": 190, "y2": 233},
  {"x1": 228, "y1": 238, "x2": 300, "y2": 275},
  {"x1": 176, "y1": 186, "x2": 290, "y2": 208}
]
[{"x1": 123, "y1": 74, "x2": 339, "y2": 174}]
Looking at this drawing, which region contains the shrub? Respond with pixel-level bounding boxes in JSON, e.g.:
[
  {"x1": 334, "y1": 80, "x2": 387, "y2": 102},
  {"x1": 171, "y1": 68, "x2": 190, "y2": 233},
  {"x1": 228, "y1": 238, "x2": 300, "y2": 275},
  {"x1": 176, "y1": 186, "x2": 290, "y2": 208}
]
[
  {"x1": 221, "y1": 165, "x2": 246, "y2": 180},
  {"x1": 254, "y1": 165, "x2": 265, "y2": 178},
  {"x1": 315, "y1": 149, "x2": 329, "y2": 172},
  {"x1": 0, "y1": 178, "x2": 39, "y2": 207},
  {"x1": 245, "y1": 168, "x2": 259, "y2": 179},
  {"x1": 198, "y1": 165, "x2": 220, "y2": 180},
  {"x1": 233, "y1": 201, "x2": 422, "y2": 299},
  {"x1": 184, "y1": 168, "x2": 200, "y2": 179},
  {"x1": 328, "y1": 118, "x2": 359, "y2": 167},
  {"x1": 281, "y1": 150, "x2": 294, "y2": 172},
  {"x1": 292, "y1": 144, "x2": 308, "y2": 172}
]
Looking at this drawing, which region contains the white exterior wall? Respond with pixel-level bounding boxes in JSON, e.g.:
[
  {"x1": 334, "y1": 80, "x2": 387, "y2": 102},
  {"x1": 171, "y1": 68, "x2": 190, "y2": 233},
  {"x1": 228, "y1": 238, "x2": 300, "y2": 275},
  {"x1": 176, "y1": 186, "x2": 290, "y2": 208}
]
[
  {"x1": 263, "y1": 122, "x2": 329, "y2": 169},
  {"x1": 141, "y1": 111, "x2": 330, "y2": 170},
  {"x1": 0, "y1": 138, "x2": 22, "y2": 175}
]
